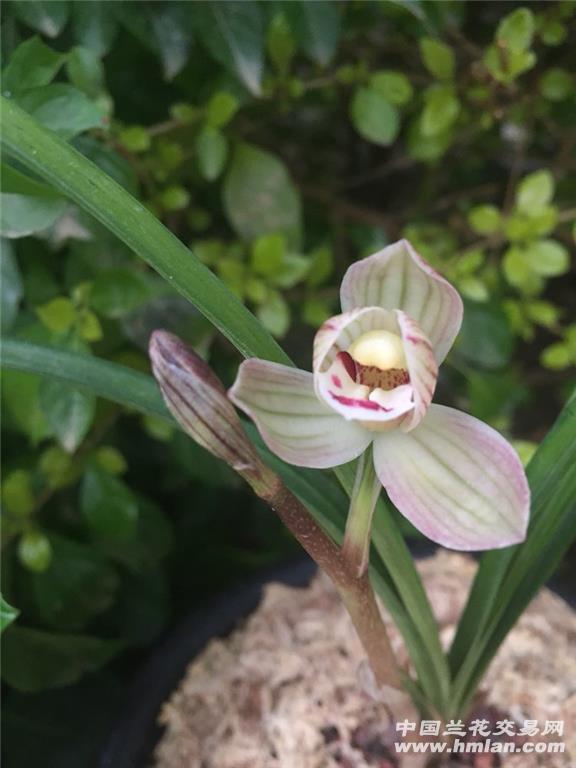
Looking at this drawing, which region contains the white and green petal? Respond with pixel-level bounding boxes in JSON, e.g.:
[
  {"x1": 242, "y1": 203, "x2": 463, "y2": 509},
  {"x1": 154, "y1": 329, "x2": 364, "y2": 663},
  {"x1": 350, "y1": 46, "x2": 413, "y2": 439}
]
[
  {"x1": 340, "y1": 239, "x2": 463, "y2": 364},
  {"x1": 372, "y1": 404, "x2": 530, "y2": 550},
  {"x1": 229, "y1": 359, "x2": 371, "y2": 468},
  {"x1": 396, "y1": 310, "x2": 438, "y2": 431}
]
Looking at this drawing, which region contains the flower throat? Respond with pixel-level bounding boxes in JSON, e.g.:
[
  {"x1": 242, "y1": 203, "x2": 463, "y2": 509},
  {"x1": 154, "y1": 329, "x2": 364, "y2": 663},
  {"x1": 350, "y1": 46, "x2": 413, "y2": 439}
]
[{"x1": 347, "y1": 330, "x2": 410, "y2": 392}]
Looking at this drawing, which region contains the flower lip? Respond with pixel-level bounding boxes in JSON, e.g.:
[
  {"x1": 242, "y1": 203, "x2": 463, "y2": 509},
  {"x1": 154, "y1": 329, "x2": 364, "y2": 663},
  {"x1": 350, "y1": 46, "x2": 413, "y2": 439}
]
[
  {"x1": 316, "y1": 347, "x2": 415, "y2": 426},
  {"x1": 312, "y1": 305, "x2": 438, "y2": 430},
  {"x1": 333, "y1": 350, "x2": 410, "y2": 398},
  {"x1": 357, "y1": 364, "x2": 410, "y2": 390},
  {"x1": 331, "y1": 392, "x2": 386, "y2": 411},
  {"x1": 314, "y1": 306, "x2": 403, "y2": 377}
]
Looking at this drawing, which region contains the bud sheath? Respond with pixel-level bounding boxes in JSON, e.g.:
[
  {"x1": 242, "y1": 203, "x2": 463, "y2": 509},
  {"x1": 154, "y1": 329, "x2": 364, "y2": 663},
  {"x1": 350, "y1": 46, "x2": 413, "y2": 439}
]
[{"x1": 149, "y1": 331, "x2": 275, "y2": 494}]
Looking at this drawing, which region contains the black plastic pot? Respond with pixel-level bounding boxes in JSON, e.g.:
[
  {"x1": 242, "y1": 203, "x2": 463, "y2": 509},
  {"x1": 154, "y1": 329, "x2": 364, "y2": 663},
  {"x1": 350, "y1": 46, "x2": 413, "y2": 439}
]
[{"x1": 99, "y1": 558, "x2": 316, "y2": 768}]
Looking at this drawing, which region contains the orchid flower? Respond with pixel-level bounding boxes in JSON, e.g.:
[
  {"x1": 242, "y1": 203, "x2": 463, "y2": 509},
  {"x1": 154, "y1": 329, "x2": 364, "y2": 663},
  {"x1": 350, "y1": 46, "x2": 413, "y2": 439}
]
[{"x1": 229, "y1": 240, "x2": 530, "y2": 551}]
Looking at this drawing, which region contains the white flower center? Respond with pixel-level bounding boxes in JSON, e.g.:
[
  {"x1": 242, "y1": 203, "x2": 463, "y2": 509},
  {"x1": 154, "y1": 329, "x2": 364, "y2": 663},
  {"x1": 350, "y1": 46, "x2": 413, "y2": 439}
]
[{"x1": 348, "y1": 330, "x2": 407, "y2": 371}]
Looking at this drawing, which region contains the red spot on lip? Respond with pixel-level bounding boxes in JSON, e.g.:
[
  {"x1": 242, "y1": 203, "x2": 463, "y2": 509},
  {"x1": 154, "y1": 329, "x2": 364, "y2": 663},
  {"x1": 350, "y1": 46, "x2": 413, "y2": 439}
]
[
  {"x1": 331, "y1": 375, "x2": 342, "y2": 388},
  {"x1": 406, "y1": 334, "x2": 423, "y2": 344},
  {"x1": 336, "y1": 351, "x2": 357, "y2": 380},
  {"x1": 330, "y1": 393, "x2": 391, "y2": 412}
]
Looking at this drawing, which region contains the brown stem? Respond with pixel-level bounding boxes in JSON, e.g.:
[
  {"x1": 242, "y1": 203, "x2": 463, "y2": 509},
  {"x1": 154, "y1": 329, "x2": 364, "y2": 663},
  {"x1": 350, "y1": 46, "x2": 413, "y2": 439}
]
[
  {"x1": 147, "y1": 118, "x2": 182, "y2": 137},
  {"x1": 263, "y1": 481, "x2": 402, "y2": 691},
  {"x1": 340, "y1": 576, "x2": 403, "y2": 690}
]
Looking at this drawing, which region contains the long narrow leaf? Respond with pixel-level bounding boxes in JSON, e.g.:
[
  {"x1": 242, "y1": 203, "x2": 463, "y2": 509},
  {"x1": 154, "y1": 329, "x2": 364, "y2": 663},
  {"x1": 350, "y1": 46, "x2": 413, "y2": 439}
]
[
  {"x1": 1, "y1": 98, "x2": 289, "y2": 366},
  {"x1": 448, "y1": 551, "x2": 510, "y2": 674},
  {"x1": 1, "y1": 339, "x2": 170, "y2": 421},
  {"x1": 457, "y1": 514, "x2": 575, "y2": 716}
]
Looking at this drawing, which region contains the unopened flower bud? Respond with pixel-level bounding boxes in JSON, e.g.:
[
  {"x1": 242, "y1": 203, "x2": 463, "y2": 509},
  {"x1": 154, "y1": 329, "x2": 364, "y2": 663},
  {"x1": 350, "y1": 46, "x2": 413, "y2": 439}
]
[{"x1": 149, "y1": 331, "x2": 276, "y2": 495}]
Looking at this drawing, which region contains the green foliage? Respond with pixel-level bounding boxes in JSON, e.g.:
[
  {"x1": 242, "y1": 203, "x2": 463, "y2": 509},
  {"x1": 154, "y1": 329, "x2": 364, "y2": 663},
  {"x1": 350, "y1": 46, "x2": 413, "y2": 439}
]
[
  {"x1": 283, "y1": 1, "x2": 341, "y2": 67},
  {"x1": 497, "y1": 8, "x2": 535, "y2": 53},
  {"x1": 89, "y1": 269, "x2": 150, "y2": 318},
  {"x1": 66, "y1": 46, "x2": 105, "y2": 99},
  {"x1": 16, "y1": 84, "x2": 105, "y2": 139},
  {"x1": 458, "y1": 302, "x2": 514, "y2": 370},
  {"x1": 18, "y1": 530, "x2": 53, "y2": 573},
  {"x1": 2, "y1": 36, "x2": 65, "y2": 93},
  {"x1": 0, "y1": 2, "x2": 574, "y2": 750},
  {"x1": 1, "y1": 241, "x2": 24, "y2": 330},
  {"x1": 39, "y1": 379, "x2": 95, "y2": 453},
  {"x1": 419, "y1": 37, "x2": 455, "y2": 81},
  {"x1": 1, "y1": 193, "x2": 67, "y2": 238},
  {"x1": 196, "y1": 127, "x2": 228, "y2": 182},
  {"x1": 267, "y1": 13, "x2": 296, "y2": 75},
  {"x1": 370, "y1": 70, "x2": 413, "y2": 106},
  {"x1": 193, "y1": 1, "x2": 264, "y2": 94},
  {"x1": 539, "y1": 67, "x2": 573, "y2": 101},
  {"x1": 420, "y1": 84, "x2": 460, "y2": 136},
  {"x1": 350, "y1": 86, "x2": 399, "y2": 146},
  {"x1": 541, "y1": 325, "x2": 576, "y2": 370},
  {"x1": 95, "y1": 446, "x2": 127, "y2": 475},
  {"x1": 256, "y1": 290, "x2": 290, "y2": 338},
  {"x1": 516, "y1": 170, "x2": 554, "y2": 213},
  {"x1": 2, "y1": 626, "x2": 123, "y2": 692},
  {"x1": 484, "y1": 8, "x2": 538, "y2": 84},
  {"x1": 2, "y1": 470, "x2": 35, "y2": 517},
  {"x1": 36, "y1": 297, "x2": 76, "y2": 332},
  {"x1": 31, "y1": 533, "x2": 119, "y2": 629},
  {"x1": 251, "y1": 233, "x2": 285, "y2": 275},
  {"x1": 81, "y1": 466, "x2": 139, "y2": 541},
  {"x1": 467, "y1": 206, "x2": 502, "y2": 235},
  {"x1": 113, "y1": 2, "x2": 192, "y2": 82},
  {"x1": 39, "y1": 444, "x2": 76, "y2": 489},
  {"x1": 71, "y1": 1, "x2": 118, "y2": 56},
  {"x1": 205, "y1": 91, "x2": 239, "y2": 128},
  {"x1": 224, "y1": 143, "x2": 302, "y2": 246},
  {"x1": 119, "y1": 126, "x2": 150, "y2": 153},
  {"x1": 12, "y1": 1, "x2": 69, "y2": 38}
]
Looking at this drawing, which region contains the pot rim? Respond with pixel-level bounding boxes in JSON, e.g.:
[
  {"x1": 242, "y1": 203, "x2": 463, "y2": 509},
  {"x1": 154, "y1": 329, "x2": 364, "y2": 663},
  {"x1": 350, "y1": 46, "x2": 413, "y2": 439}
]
[{"x1": 99, "y1": 557, "x2": 317, "y2": 768}]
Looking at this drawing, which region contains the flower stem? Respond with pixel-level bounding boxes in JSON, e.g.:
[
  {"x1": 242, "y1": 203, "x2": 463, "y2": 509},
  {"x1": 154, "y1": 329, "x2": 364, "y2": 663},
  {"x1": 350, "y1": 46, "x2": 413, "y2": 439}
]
[
  {"x1": 263, "y1": 479, "x2": 403, "y2": 691},
  {"x1": 342, "y1": 447, "x2": 381, "y2": 577},
  {"x1": 339, "y1": 576, "x2": 403, "y2": 691}
]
